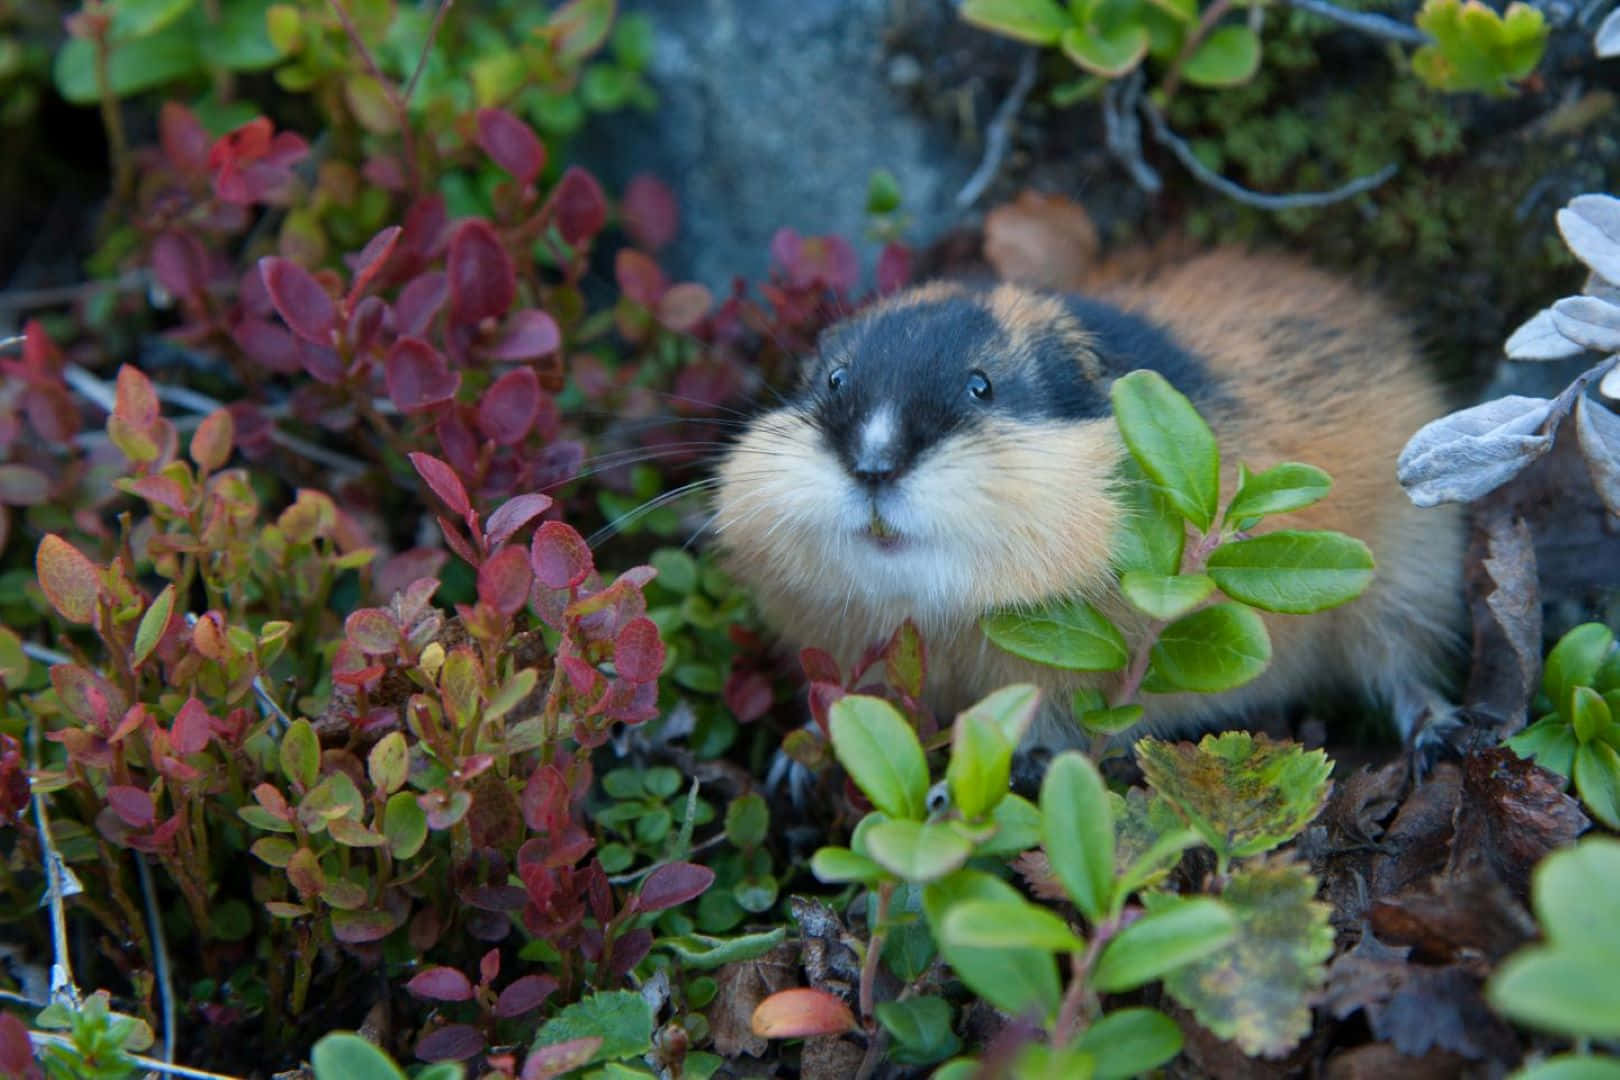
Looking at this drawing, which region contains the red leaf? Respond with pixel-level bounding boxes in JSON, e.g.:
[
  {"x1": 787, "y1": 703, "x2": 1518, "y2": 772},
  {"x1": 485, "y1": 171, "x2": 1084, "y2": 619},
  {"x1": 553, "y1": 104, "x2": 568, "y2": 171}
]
[
  {"x1": 656, "y1": 282, "x2": 712, "y2": 332},
  {"x1": 478, "y1": 545, "x2": 534, "y2": 617},
  {"x1": 615, "y1": 249, "x2": 666, "y2": 307},
  {"x1": 479, "y1": 947, "x2": 501, "y2": 985},
  {"x1": 632, "y1": 861, "x2": 715, "y2": 913},
  {"x1": 495, "y1": 974, "x2": 558, "y2": 1018},
  {"x1": 559, "y1": 656, "x2": 600, "y2": 694},
  {"x1": 771, "y1": 228, "x2": 859, "y2": 292},
  {"x1": 151, "y1": 231, "x2": 209, "y2": 298},
  {"x1": 483, "y1": 309, "x2": 561, "y2": 361},
  {"x1": 406, "y1": 965, "x2": 475, "y2": 1002},
  {"x1": 621, "y1": 174, "x2": 678, "y2": 252},
  {"x1": 877, "y1": 241, "x2": 912, "y2": 295},
  {"x1": 170, "y1": 698, "x2": 212, "y2": 754},
  {"x1": 37, "y1": 534, "x2": 99, "y2": 624},
  {"x1": 107, "y1": 785, "x2": 155, "y2": 829},
  {"x1": 330, "y1": 906, "x2": 404, "y2": 943},
  {"x1": 521, "y1": 1037, "x2": 602, "y2": 1080},
  {"x1": 127, "y1": 475, "x2": 187, "y2": 513},
  {"x1": 800, "y1": 647, "x2": 842, "y2": 685},
  {"x1": 614, "y1": 617, "x2": 664, "y2": 684},
  {"x1": 396, "y1": 271, "x2": 448, "y2": 336},
  {"x1": 478, "y1": 368, "x2": 542, "y2": 445},
  {"x1": 530, "y1": 521, "x2": 592, "y2": 589},
  {"x1": 347, "y1": 225, "x2": 403, "y2": 299},
  {"x1": 114, "y1": 365, "x2": 159, "y2": 428},
  {"x1": 415, "y1": 1024, "x2": 486, "y2": 1063},
  {"x1": 231, "y1": 318, "x2": 301, "y2": 375},
  {"x1": 549, "y1": 167, "x2": 607, "y2": 247},
  {"x1": 448, "y1": 219, "x2": 515, "y2": 327},
  {"x1": 259, "y1": 256, "x2": 337, "y2": 344},
  {"x1": 410, "y1": 452, "x2": 471, "y2": 518},
  {"x1": 385, "y1": 338, "x2": 460, "y2": 413},
  {"x1": 346, "y1": 608, "x2": 402, "y2": 655},
  {"x1": 159, "y1": 101, "x2": 211, "y2": 174},
  {"x1": 346, "y1": 295, "x2": 388, "y2": 351},
  {"x1": 300, "y1": 342, "x2": 344, "y2": 384},
  {"x1": 724, "y1": 670, "x2": 773, "y2": 723},
  {"x1": 476, "y1": 107, "x2": 547, "y2": 186},
  {"x1": 485, "y1": 492, "x2": 553, "y2": 549}
]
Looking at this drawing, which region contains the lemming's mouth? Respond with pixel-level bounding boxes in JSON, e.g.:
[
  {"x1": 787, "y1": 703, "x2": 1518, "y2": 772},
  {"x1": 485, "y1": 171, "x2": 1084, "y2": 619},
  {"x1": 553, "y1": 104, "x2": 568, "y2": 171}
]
[{"x1": 861, "y1": 507, "x2": 904, "y2": 551}]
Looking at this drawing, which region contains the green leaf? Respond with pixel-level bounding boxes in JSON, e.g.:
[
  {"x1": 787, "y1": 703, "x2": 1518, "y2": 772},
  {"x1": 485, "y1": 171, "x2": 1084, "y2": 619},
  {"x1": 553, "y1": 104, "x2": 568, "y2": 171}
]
[
  {"x1": 1137, "y1": 732, "x2": 1332, "y2": 865},
  {"x1": 958, "y1": 682, "x2": 1042, "y2": 750},
  {"x1": 1111, "y1": 369, "x2": 1220, "y2": 531},
  {"x1": 810, "y1": 846, "x2": 887, "y2": 885},
  {"x1": 0, "y1": 627, "x2": 29, "y2": 687},
  {"x1": 279, "y1": 718, "x2": 320, "y2": 791},
  {"x1": 1116, "y1": 828, "x2": 1202, "y2": 899},
  {"x1": 658, "y1": 927, "x2": 788, "y2": 969},
  {"x1": 981, "y1": 792, "x2": 1043, "y2": 856},
  {"x1": 1180, "y1": 24, "x2": 1261, "y2": 86},
  {"x1": 961, "y1": 0, "x2": 1074, "y2": 45},
  {"x1": 1120, "y1": 572, "x2": 1214, "y2": 621},
  {"x1": 924, "y1": 870, "x2": 1062, "y2": 1021},
  {"x1": 1514, "y1": 1056, "x2": 1620, "y2": 1080},
  {"x1": 1574, "y1": 741, "x2": 1620, "y2": 830},
  {"x1": 1159, "y1": 860, "x2": 1335, "y2": 1056},
  {"x1": 1078, "y1": 704, "x2": 1144, "y2": 736},
  {"x1": 1506, "y1": 715, "x2": 1579, "y2": 777},
  {"x1": 1072, "y1": 1007, "x2": 1184, "y2": 1080},
  {"x1": 1093, "y1": 896, "x2": 1237, "y2": 992},
  {"x1": 382, "y1": 791, "x2": 427, "y2": 859},
  {"x1": 532, "y1": 990, "x2": 655, "y2": 1064},
  {"x1": 1040, "y1": 752, "x2": 1116, "y2": 922},
  {"x1": 132, "y1": 584, "x2": 175, "y2": 669},
  {"x1": 828, "y1": 695, "x2": 930, "y2": 820},
  {"x1": 1492, "y1": 949, "x2": 1620, "y2": 1040},
  {"x1": 198, "y1": 0, "x2": 286, "y2": 70},
  {"x1": 941, "y1": 898, "x2": 1086, "y2": 954},
  {"x1": 1060, "y1": 23, "x2": 1151, "y2": 76},
  {"x1": 1206, "y1": 531, "x2": 1375, "y2": 614},
  {"x1": 368, "y1": 732, "x2": 408, "y2": 796},
  {"x1": 725, "y1": 793, "x2": 769, "y2": 849},
  {"x1": 53, "y1": 18, "x2": 203, "y2": 105},
  {"x1": 1545, "y1": 623, "x2": 1615, "y2": 722},
  {"x1": 1113, "y1": 457, "x2": 1185, "y2": 576},
  {"x1": 865, "y1": 819, "x2": 976, "y2": 883},
  {"x1": 948, "y1": 710, "x2": 1014, "y2": 821},
  {"x1": 866, "y1": 169, "x2": 903, "y2": 215},
  {"x1": 310, "y1": 1032, "x2": 409, "y2": 1080},
  {"x1": 113, "y1": 0, "x2": 197, "y2": 38},
  {"x1": 1146, "y1": 603, "x2": 1272, "y2": 694},
  {"x1": 649, "y1": 548, "x2": 698, "y2": 594},
  {"x1": 1225, "y1": 463, "x2": 1332, "y2": 524},
  {"x1": 982, "y1": 597, "x2": 1129, "y2": 672},
  {"x1": 1572, "y1": 686, "x2": 1614, "y2": 744},
  {"x1": 875, "y1": 997, "x2": 963, "y2": 1066}
]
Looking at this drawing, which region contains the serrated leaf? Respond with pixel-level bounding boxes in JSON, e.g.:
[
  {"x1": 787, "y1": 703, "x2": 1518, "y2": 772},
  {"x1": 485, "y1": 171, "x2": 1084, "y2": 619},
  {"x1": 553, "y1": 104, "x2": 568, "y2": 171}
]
[
  {"x1": 982, "y1": 597, "x2": 1128, "y2": 672},
  {"x1": 1040, "y1": 752, "x2": 1115, "y2": 922},
  {"x1": 940, "y1": 898, "x2": 1086, "y2": 953},
  {"x1": 1072, "y1": 1007, "x2": 1183, "y2": 1080},
  {"x1": 1181, "y1": 25, "x2": 1260, "y2": 86},
  {"x1": 960, "y1": 0, "x2": 1074, "y2": 44},
  {"x1": 1159, "y1": 859, "x2": 1334, "y2": 1056},
  {"x1": 1226, "y1": 463, "x2": 1333, "y2": 522},
  {"x1": 1120, "y1": 572, "x2": 1214, "y2": 620},
  {"x1": 924, "y1": 870, "x2": 1062, "y2": 1021},
  {"x1": 1146, "y1": 603, "x2": 1272, "y2": 694},
  {"x1": 1206, "y1": 531, "x2": 1375, "y2": 614},
  {"x1": 828, "y1": 695, "x2": 929, "y2": 820},
  {"x1": 1092, "y1": 896, "x2": 1238, "y2": 992},
  {"x1": 533, "y1": 990, "x2": 655, "y2": 1063},
  {"x1": 1137, "y1": 732, "x2": 1332, "y2": 864},
  {"x1": 865, "y1": 819, "x2": 976, "y2": 882},
  {"x1": 1111, "y1": 369, "x2": 1220, "y2": 530}
]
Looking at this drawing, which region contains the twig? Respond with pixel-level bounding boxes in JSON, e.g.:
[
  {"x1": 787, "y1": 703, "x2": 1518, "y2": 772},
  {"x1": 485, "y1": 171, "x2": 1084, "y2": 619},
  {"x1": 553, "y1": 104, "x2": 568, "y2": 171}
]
[
  {"x1": 26, "y1": 1032, "x2": 246, "y2": 1080},
  {"x1": 60, "y1": 364, "x2": 117, "y2": 414},
  {"x1": 1285, "y1": 0, "x2": 1431, "y2": 44},
  {"x1": 22, "y1": 643, "x2": 71, "y2": 667},
  {"x1": 402, "y1": 0, "x2": 455, "y2": 106},
  {"x1": 1103, "y1": 71, "x2": 1163, "y2": 194},
  {"x1": 956, "y1": 50, "x2": 1040, "y2": 209},
  {"x1": 136, "y1": 857, "x2": 176, "y2": 1066},
  {"x1": 0, "y1": 271, "x2": 150, "y2": 315},
  {"x1": 28, "y1": 712, "x2": 82, "y2": 1012},
  {"x1": 1141, "y1": 101, "x2": 1398, "y2": 209}
]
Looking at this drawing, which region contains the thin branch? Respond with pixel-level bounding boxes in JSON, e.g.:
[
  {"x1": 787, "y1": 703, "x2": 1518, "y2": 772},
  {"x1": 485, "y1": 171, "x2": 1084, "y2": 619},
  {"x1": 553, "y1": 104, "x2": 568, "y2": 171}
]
[
  {"x1": 0, "y1": 271, "x2": 149, "y2": 315},
  {"x1": 1103, "y1": 71, "x2": 1162, "y2": 194},
  {"x1": 22, "y1": 643, "x2": 72, "y2": 667},
  {"x1": 956, "y1": 50, "x2": 1040, "y2": 209},
  {"x1": 1285, "y1": 0, "x2": 1431, "y2": 44},
  {"x1": 27, "y1": 1032, "x2": 246, "y2": 1080},
  {"x1": 1141, "y1": 101, "x2": 1398, "y2": 209},
  {"x1": 28, "y1": 712, "x2": 82, "y2": 1011},
  {"x1": 402, "y1": 0, "x2": 455, "y2": 106},
  {"x1": 136, "y1": 857, "x2": 176, "y2": 1065}
]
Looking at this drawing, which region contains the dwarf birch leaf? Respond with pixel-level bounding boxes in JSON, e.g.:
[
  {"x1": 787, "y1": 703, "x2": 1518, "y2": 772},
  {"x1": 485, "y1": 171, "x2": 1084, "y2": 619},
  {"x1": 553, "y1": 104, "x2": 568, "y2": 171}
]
[
  {"x1": 1158, "y1": 859, "x2": 1335, "y2": 1057},
  {"x1": 1136, "y1": 732, "x2": 1332, "y2": 864},
  {"x1": 982, "y1": 597, "x2": 1128, "y2": 672},
  {"x1": 1092, "y1": 896, "x2": 1238, "y2": 993},
  {"x1": 923, "y1": 870, "x2": 1062, "y2": 1021},
  {"x1": 1040, "y1": 752, "x2": 1115, "y2": 922},
  {"x1": 533, "y1": 990, "x2": 654, "y2": 1063},
  {"x1": 1112, "y1": 370, "x2": 1220, "y2": 530},
  {"x1": 1206, "y1": 531, "x2": 1375, "y2": 614},
  {"x1": 828, "y1": 695, "x2": 929, "y2": 820}
]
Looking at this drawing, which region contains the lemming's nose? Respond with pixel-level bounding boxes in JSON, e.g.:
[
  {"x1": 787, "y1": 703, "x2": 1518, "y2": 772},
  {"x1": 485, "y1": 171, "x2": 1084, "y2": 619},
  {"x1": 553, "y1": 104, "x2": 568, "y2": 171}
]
[
  {"x1": 852, "y1": 450, "x2": 900, "y2": 487},
  {"x1": 851, "y1": 407, "x2": 902, "y2": 487}
]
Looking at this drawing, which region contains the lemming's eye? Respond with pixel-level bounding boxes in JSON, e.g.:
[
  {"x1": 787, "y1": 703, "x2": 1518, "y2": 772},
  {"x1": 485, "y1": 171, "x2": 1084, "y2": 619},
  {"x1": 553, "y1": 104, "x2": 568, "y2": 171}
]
[
  {"x1": 828, "y1": 366, "x2": 848, "y2": 392},
  {"x1": 966, "y1": 370, "x2": 992, "y2": 401}
]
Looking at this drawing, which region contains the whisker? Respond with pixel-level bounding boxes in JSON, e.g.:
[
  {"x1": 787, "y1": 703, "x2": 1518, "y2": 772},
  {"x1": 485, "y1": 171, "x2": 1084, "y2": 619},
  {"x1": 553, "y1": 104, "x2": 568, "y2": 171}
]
[{"x1": 587, "y1": 477, "x2": 722, "y2": 549}]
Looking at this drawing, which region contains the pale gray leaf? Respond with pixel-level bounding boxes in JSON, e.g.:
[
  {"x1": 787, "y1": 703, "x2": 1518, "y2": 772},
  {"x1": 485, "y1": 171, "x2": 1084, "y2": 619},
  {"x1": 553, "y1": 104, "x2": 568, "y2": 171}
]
[
  {"x1": 1597, "y1": 6, "x2": 1620, "y2": 57},
  {"x1": 1552, "y1": 295, "x2": 1620, "y2": 352},
  {"x1": 1602, "y1": 364, "x2": 1620, "y2": 401},
  {"x1": 1584, "y1": 272, "x2": 1620, "y2": 306},
  {"x1": 1575, "y1": 395, "x2": 1620, "y2": 516},
  {"x1": 1397, "y1": 395, "x2": 1557, "y2": 506},
  {"x1": 1557, "y1": 195, "x2": 1620, "y2": 283},
  {"x1": 1505, "y1": 307, "x2": 1586, "y2": 360}
]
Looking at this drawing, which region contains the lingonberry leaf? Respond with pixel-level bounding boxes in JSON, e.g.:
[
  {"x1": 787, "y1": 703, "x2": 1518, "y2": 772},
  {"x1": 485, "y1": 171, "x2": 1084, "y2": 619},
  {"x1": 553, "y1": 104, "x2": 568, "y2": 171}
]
[
  {"x1": 478, "y1": 368, "x2": 542, "y2": 445},
  {"x1": 259, "y1": 256, "x2": 338, "y2": 344},
  {"x1": 923, "y1": 869, "x2": 1063, "y2": 1021},
  {"x1": 828, "y1": 695, "x2": 929, "y2": 820},
  {"x1": 448, "y1": 219, "x2": 515, "y2": 326},
  {"x1": 531, "y1": 520, "x2": 593, "y2": 589},
  {"x1": 409, "y1": 452, "x2": 471, "y2": 519},
  {"x1": 614, "y1": 616, "x2": 664, "y2": 683},
  {"x1": 633, "y1": 861, "x2": 716, "y2": 913},
  {"x1": 476, "y1": 107, "x2": 547, "y2": 186},
  {"x1": 385, "y1": 338, "x2": 460, "y2": 413}
]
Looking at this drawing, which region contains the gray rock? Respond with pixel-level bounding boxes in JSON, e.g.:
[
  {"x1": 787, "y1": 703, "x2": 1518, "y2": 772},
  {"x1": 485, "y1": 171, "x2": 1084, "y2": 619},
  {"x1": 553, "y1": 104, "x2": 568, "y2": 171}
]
[{"x1": 576, "y1": 0, "x2": 979, "y2": 291}]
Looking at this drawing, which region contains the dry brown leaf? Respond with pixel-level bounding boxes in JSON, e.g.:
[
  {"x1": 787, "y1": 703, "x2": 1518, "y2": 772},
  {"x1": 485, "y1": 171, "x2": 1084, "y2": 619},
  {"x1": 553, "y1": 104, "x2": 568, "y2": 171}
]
[
  {"x1": 983, "y1": 190, "x2": 1100, "y2": 291},
  {"x1": 708, "y1": 943, "x2": 798, "y2": 1058}
]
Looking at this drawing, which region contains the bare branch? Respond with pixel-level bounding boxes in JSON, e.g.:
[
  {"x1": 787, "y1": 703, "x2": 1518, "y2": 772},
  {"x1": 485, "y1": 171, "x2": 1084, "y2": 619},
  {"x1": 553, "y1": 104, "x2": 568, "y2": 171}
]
[{"x1": 957, "y1": 50, "x2": 1040, "y2": 209}]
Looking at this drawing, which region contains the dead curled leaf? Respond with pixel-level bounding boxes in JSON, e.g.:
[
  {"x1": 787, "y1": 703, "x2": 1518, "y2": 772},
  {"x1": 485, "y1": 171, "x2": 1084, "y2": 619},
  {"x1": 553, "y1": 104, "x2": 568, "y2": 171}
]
[
  {"x1": 708, "y1": 943, "x2": 797, "y2": 1058},
  {"x1": 982, "y1": 190, "x2": 1100, "y2": 291},
  {"x1": 1461, "y1": 505, "x2": 1541, "y2": 733}
]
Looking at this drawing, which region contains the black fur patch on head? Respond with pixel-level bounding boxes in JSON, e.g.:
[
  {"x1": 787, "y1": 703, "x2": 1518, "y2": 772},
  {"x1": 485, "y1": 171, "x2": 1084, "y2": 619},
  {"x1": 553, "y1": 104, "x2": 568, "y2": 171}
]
[{"x1": 1061, "y1": 297, "x2": 1220, "y2": 407}]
